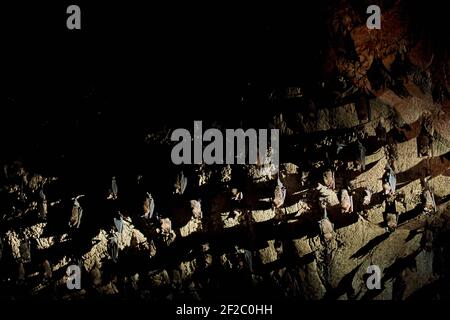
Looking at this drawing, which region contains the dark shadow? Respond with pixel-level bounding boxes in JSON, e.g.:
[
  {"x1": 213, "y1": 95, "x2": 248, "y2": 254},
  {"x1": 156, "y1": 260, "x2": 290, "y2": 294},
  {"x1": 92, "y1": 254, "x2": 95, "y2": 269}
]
[
  {"x1": 323, "y1": 263, "x2": 362, "y2": 300},
  {"x1": 397, "y1": 205, "x2": 423, "y2": 225},
  {"x1": 406, "y1": 280, "x2": 441, "y2": 300},
  {"x1": 397, "y1": 151, "x2": 450, "y2": 185},
  {"x1": 254, "y1": 200, "x2": 274, "y2": 211},
  {"x1": 382, "y1": 250, "x2": 421, "y2": 283},
  {"x1": 260, "y1": 250, "x2": 317, "y2": 275},
  {"x1": 284, "y1": 189, "x2": 310, "y2": 208},
  {"x1": 405, "y1": 229, "x2": 423, "y2": 243},
  {"x1": 350, "y1": 233, "x2": 390, "y2": 259}
]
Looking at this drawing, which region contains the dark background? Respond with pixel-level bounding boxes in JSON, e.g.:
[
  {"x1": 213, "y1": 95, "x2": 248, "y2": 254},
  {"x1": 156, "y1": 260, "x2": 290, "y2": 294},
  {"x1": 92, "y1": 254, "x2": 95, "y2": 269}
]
[{"x1": 2, "y1": 1, "x2": 329, "y2": 179}]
